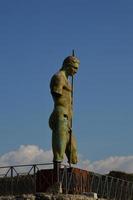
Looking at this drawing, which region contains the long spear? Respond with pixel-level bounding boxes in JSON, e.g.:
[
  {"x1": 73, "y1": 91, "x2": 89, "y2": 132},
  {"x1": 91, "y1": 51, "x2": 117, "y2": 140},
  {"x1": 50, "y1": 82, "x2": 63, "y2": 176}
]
[
  {"x1": 69, "y1": 49, "x2": 75, "y2": 167},
  {"x1": 71, "y1": 49, "x2": 75, "y2": 128}
]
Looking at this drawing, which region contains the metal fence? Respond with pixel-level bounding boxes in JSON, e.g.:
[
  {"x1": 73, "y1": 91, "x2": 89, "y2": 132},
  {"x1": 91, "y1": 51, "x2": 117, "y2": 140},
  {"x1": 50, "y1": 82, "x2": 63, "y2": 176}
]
[
  {"x1": 0, "y1": 163, "x2": 53, "y2": 196},
  {"x1": 89, "y1": 172, "x2": 133, "y2": 200},
  {"x1": 0, "y1": 163, "x2": 133, "y2": 200}
]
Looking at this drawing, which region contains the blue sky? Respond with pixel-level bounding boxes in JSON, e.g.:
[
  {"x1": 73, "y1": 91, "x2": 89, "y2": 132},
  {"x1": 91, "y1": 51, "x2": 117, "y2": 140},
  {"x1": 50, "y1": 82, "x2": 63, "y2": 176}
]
[{"x1": 0, "y1": 0, "x2": 133, "y2": 167}]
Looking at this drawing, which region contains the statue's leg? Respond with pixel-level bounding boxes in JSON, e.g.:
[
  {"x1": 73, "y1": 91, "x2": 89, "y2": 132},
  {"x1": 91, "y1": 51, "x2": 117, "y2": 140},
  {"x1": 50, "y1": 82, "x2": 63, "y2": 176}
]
[
  {"x1": 52, "y1": 116, "x2": 68, "y2": 162},
  {"x1": 66, "y1": 133, "x2": 78, "y2": 164}
]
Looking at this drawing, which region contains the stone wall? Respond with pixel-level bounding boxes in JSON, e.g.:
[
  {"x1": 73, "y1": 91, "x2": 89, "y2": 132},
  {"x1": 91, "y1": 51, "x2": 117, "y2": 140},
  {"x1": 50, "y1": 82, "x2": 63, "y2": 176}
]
[{"x1": 0, "y1": 193, "x2": 106, "y2": 200}]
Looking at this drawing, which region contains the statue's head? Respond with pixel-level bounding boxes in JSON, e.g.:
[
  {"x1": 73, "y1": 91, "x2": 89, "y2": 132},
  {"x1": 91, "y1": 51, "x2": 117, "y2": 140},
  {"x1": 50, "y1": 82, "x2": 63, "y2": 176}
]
[{"x1": 61, "y1": 56, "x2": 80, "y2": 76}]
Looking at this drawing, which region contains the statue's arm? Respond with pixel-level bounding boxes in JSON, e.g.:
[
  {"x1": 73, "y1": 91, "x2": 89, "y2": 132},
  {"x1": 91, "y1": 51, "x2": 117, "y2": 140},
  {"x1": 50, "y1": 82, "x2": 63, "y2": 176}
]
[{"x1": 50, "y1": 74, "x2": 64, "y2": 96}]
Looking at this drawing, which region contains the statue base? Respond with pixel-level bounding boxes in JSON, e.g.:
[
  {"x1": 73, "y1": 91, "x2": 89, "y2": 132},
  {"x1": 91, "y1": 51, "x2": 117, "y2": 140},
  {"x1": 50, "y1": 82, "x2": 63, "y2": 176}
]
[{"x1": 36, "y1": 167, "x2": 90, "y2": 194}]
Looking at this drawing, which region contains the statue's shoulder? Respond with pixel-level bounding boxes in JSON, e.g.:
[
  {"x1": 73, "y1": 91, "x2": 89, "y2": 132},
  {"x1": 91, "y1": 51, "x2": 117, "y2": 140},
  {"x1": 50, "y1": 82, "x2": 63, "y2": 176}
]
[
  {"x1": 51, "y1": 71, "x2": 65, "y2": 83},
  {"x1": 50, "y1": 71, "x2": 65, "y2": 94}
]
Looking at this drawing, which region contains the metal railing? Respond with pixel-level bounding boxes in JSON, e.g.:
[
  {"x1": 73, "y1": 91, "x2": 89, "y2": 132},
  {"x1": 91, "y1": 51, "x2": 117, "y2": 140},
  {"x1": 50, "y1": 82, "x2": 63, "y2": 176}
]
[
  {"x1": 0, "y1": 163, "x2": 133, "y2": 200},
  {"x1": 0, "y1": 163, "x2": 53, "y2": 196},
  {"x1": 89, "y1": 172, "x2": 133, "y2": 200}
]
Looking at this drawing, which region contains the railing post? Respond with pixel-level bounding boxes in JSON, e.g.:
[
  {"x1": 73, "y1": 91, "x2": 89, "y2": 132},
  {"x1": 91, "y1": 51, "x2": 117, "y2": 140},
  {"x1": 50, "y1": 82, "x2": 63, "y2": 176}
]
[
  {"x1": 119, "y1": 180, "x2": 124, "y2": 200},
  {"x1": 108, "y1": 177, "x2": 113, "y2": 199},
  {"x1": 129, "y1": 183, "x2": 133, "y2": 200},
  {"x1": 33, "y1": 165, "x2": 36, "y2": 194},
  {"x1": 96, "y1": 176, "x2": 101, "y2": 195},
  {"x1": 102, "y1": 176, "x2": 107, "y2": 198},
  {"x1": 114, "y1": 179, "x2": 119, "y2": 199},
  {"x1": 53, "y1": 161, "x2": 61, "y2": 184},
  {"x1": 10, "y1": 167, "x2": 13, "y2": 196},
  {"x1": 90, "y1": 173, "x2": 94, "y2": 192},
  {"x1": 65, "y1": 166, "x2": 68, "y2": 194}
]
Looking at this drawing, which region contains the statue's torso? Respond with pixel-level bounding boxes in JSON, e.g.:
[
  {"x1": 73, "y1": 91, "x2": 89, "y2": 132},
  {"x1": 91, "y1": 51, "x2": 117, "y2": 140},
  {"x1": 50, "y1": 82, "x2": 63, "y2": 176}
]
[{"x1": 50, "y1": 70, "x2": 72, "y2": 121}]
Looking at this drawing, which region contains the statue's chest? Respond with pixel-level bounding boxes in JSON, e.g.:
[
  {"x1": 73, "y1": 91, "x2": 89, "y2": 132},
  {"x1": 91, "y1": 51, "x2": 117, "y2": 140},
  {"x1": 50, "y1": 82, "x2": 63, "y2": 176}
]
[{"x1": 63, "y1": 79, "x2": 72, "y2": 92}]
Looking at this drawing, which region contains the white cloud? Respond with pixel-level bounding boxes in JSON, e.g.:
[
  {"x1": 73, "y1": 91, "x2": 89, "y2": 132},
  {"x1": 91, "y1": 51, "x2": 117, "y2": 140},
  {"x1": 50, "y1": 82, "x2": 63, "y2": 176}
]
[
  {"x1": 0, "y1": 145, "x2": 52, "y2": 167},
  {"x1": 78, "y1": 155, "x2": 133, "y2": 174},
  {"x1": 0, "y1": 145, "x2": 133, "y2": 175}
]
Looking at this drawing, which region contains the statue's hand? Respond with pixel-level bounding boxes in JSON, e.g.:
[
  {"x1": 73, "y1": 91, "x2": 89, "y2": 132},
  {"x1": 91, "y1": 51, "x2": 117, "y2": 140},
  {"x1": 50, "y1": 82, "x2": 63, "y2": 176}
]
[{"x1": 69, "y1": 128, "x2": 72, "y2": 134}]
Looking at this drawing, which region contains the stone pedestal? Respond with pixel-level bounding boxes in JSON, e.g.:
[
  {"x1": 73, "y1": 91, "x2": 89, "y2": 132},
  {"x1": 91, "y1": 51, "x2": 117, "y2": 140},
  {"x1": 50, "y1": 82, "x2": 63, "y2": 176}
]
[{"x1": 36, "y1": 167, "x2": 90, "y2": 194}]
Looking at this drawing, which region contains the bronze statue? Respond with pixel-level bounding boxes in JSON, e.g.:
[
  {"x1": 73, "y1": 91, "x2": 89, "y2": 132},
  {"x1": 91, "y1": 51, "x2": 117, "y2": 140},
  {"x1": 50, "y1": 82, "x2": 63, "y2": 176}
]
[{"x1": 49, "y1": 55, "x2": 80, "y2": 166}]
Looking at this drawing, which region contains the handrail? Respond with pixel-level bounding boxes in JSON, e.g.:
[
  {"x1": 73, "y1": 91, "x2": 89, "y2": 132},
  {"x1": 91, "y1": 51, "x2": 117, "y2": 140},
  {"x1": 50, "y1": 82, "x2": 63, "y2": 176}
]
[{"x1": 0, "y1": 163, "x2": 133, "y2": 199}]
